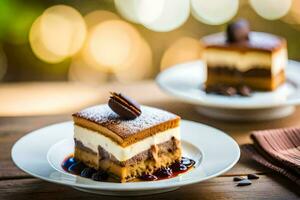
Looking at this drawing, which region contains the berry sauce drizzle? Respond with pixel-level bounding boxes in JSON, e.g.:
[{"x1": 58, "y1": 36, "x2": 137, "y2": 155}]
[{"x1": 62, "y1": 156, "x2": 195, "y2": 182}]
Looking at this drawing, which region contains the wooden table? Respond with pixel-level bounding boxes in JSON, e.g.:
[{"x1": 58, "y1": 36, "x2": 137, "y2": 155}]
[{"x1": 0, "y1": 81, "x2": 299, "y2": 199}]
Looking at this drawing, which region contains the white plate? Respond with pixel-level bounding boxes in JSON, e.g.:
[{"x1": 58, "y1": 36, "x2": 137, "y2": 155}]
[
  {"x1": 156, "y1": 60, "x2": 300, "y2": 110},
  {"x1": 12, "y1": 120, "x2": 240, "y2": 196}
]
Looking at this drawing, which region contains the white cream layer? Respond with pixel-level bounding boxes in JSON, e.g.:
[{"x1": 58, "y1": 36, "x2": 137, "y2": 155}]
[
  {"x1": 204, "y1": 48, "x2": 287, "y2": 76},
  {"x1": 74, "y1": 125, "x2": 180, "y2": 161}
]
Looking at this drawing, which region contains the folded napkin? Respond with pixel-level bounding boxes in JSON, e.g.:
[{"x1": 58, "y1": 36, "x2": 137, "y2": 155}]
[{"x1": 242, "y1": 127, "x2": 300, "y2": 186}]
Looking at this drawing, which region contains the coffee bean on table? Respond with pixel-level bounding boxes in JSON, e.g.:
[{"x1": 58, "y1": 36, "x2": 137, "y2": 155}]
[
  {"x1": 233, "y1": 176, "x2": 245, "y2": 182},
  {"x1": 237, "y1": 179, "x2": 252, "y2": 186},
  {"x1": 247, "y1": 174, "x2": 259, "y2": 180}
]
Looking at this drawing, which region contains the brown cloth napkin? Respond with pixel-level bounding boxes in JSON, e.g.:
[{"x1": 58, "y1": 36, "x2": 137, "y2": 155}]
[{"x1": 241, "y1": 127, "x2": 300, "y2": 186}]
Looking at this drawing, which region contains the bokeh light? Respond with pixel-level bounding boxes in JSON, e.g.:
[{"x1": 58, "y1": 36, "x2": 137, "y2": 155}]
[
  {"x1": 116, "y1": 38, "x2": 153, "y2": 82},
  {"x1": 161, "y1": 37, "x2": 203, "y2": 71},
  {"x1": 83, "y1": 20, "x2": 141, "y2": 73},
  {"x1": 84, "y1": 10, "x2": 120, "y2": 29},
  {"x1": 29, "y1": 5, "x2": 86, "y2": 63},
  {"x1": 282, "y1": 0, "x2": 300, "y2": 25},
  {"x1": 114, "y1": 0, "x2": 140, "y2": 23},
  {"x1": 68, "y1": 10, "x2": 121, "y2": 83},
  {"x1": 191, "y1": 0, "x2": 239, "y2": 25},
  {"x1": 115, "y1": 0, "x2": 189, "y2": 32},
  {"x1": 250, "y1": 0, "x2": 292, "y2": 20},
  {"x1": 142, "y1": 0, "x2": 190, "y2": 32},
  {"x1": 136, "y1": 0, "x2": 165, "y2": 24},
  {"x1": 68, "y1": 55, "x2": 108, "y2": 84},
  {"x1": 29, "y1": 17, "x2": 66, "y2": 63}
]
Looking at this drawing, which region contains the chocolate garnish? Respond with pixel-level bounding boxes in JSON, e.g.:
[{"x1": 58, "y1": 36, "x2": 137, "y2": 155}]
[
  {"x1": 108, "y1": 92, "x2": 141, "y2": 120},
  {"x1": 227, "y1": 19, "x2": 250, "y2": 43}
]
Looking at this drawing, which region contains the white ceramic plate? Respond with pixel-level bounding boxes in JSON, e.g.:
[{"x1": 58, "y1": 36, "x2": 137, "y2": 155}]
[
  {"x1": 156, "y1": 60, "x2": 300, "y2": 110},
  {"x1": 12, "y1": 120, "x2": 240, "y2": 196}
]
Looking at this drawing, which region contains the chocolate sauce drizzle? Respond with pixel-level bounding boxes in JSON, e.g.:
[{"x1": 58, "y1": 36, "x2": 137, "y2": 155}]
[{"x1": 62, "y1": 156, "x2": 195, "y2": 182}]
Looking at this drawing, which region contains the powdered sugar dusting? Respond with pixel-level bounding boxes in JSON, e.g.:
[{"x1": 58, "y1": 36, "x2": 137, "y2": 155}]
[{"x1": 73, "y1": 105, "x2": 179, "y2": 139}]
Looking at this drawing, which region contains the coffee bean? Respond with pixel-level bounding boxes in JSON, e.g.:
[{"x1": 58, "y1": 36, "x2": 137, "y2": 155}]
[
  {"x1": 233, "y1": 176, "x2": 245, "y2": 182},
  {"x1": 220, "y1": 86, "x2": 237, "y2": 96},
  {"x1": 91, "y1": 170, "x2": 109, "y2": 181},
  {"x1": 247, "y1": 174, "x2": 259, "y2": 180},
  {"x1": 227, "y1": 19, "x2": 250, "y2": 43},
  {"x1": 108, "y1": 92, "x2": 141, "y2": 120},
  {"x1": 238, "y1": 85, "x2": 252, "y2": 97},
  {"x1": 237, "y1": 179, "x2": 252, "y2": 186},
  {"x1": 80, "y1": 168, "x2": 96, "y2": 178}
]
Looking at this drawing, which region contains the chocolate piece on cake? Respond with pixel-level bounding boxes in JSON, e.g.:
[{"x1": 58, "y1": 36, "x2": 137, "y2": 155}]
[
  {"x1": 72, "y1": 105, "x2": 181, "y2": 182},
  {"x1": 202, "y1": 20, "x2": 287, "y2": 91}
]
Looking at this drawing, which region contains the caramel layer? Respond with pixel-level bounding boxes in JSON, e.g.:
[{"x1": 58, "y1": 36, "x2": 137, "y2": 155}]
[
  {"x1": 207, "y1": 66, "x2": 272, "y2": 77},
  {"x1": 206, "y1": 70, "x2": 285, "y2": 91}
]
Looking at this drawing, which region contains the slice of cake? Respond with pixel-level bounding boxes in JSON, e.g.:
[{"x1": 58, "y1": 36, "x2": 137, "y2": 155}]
[
  {"x1": 72, "y1": 94, "x2": 181, "y2": 182},
  {"x1": 202, "y1": 19, "x2": 287, "y2": 92}
]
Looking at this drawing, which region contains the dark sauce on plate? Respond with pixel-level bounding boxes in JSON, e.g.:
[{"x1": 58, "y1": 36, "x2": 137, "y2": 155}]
[{"x1": 62, "y1": 155, "x2": 195, "y2": 182}]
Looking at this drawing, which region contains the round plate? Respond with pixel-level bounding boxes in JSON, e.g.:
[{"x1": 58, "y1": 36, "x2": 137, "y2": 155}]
[
  {"x1": 12, "y1": 120, "x2": 240, "y2": 196},
  {"x1": 156, "y1": 60, "x2": 300, "y2": 110}
]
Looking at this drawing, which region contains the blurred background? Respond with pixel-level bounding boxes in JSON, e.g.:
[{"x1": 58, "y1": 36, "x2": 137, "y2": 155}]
[
  {"x1": 0, "y1": 0, "x2": 299, "y2": 116},
  {"x1": 1, "y1": 0, "x2": 300, "y2": 83}
]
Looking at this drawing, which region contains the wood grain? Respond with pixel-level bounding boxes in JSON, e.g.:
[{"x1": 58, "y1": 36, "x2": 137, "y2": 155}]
[{"x1": 1, "y1": 82, "x2": 300, "y2": 199}]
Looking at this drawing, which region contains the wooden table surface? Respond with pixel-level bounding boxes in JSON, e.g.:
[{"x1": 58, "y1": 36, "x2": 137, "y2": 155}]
[{"x1": 0, "y1": 81, "x2": 300, "y2": 200}]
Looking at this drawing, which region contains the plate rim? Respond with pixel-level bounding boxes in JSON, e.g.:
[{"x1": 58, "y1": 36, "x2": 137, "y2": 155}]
[
  {"x1": 156, "y1": 59, "x2": 300, "y2": 109},
  {"x1": 11, "y1": 120, "x2": 240, "y2": 191}
]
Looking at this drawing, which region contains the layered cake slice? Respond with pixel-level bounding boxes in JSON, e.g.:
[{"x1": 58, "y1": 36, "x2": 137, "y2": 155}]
[
  {"x1": 72, "y1": 93, "x2": 181, "y2": 182},
  {"x1": 202, "y1": 19, "x2": 287, "y2": 92}
]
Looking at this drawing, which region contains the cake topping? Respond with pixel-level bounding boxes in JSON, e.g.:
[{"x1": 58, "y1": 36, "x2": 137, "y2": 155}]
[
  {"x1": 108, "y1": 92, "x2": 141, "y2": 120},
  {"x1": 226, "y1": 19, "x2": 250, "y2": 43}
]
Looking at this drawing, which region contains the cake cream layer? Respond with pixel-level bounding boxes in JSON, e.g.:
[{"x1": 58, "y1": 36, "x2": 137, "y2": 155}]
[
  {"x1": 204, "y1": 47, "x2": 287, "y2": 76},
  {"x1": 74, "y1": 125, "x2": 180, "y2": 161},
  {"x1": 73, "y1": 105, "x2": 180, "y2": 147}
]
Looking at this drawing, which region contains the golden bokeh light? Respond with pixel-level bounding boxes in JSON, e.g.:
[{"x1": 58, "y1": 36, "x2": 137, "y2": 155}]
[
  {"x1": 68, "y1": 55, "x2": 108, "y2": 84},
  {"x1": 114, "y1": 0, "x2": 140, "y2": 23},
  {"x1": 281, "y1": 0, "x2": 300, "y2": 25},
  {"x1": 136, "y1": 0, "x2": 165, "y2": 24},
  {"x1": 161, "y1": 37, "x2": 203, "y2": 71},
  {"x1": 83, "y1": 20, "x2": 142, "y2": 73},
  {"x1": 84, "y1": 10, "x2": 120, "y2": 30},
  {"x1": 29, "y1": 5, "x2": 86, "y2": 63},
  {"x1": 191, "y1": 0, "x2": 239, "y2": 25},
  {"x1": 40, "y1": 5, "x2": 86, "y2": 56},
  {"x1": 116, "y1": 38, "x2": 153, "y2": 82},
  {"x1": 29, "y1": 17, "x2": 66, "y2": 63},
  {"x1": 250, "y1": 0, "x2": 292, "y2": 20},
  {"x1": 142, "y1": 0, "x2": 190, "y2": 32}
]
